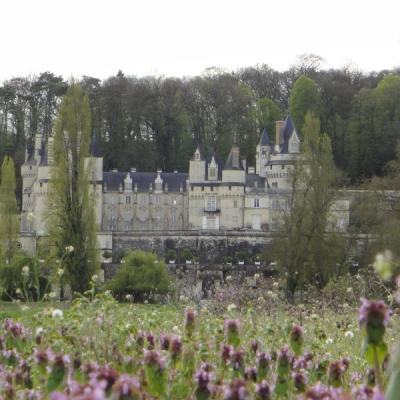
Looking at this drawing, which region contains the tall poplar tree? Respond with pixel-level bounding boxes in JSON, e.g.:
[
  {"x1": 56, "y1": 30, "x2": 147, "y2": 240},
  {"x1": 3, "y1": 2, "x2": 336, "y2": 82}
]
[
  {"x1": 0, "y1": 156, "x2": 19, "y2": 263},
  {"x1": 48, "y1": 83, "x2": 98, "y2": 293},
  {"x1": 271, "y1": 113, "x2": 345, "y2": 300}
]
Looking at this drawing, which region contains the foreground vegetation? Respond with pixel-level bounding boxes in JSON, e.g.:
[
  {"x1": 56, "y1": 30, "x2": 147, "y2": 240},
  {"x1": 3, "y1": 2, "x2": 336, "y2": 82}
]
[{"x1": 0, "y1": 292, "x2": 398, "y2": 399}]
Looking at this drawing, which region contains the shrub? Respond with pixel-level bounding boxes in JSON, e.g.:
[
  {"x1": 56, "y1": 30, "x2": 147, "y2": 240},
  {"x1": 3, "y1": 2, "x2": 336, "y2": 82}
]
[
  {"x1": 102, "y1": 250, "x2": 112, "y2": 259},
  {"x1": 166, "y1": 249, "x2": 176, "y2": 262},
  {"x1": 107, "y1": 250, "x2": 170, "y2": 302},
  {"x1": 236, "y1": 251, "x2": 248, "y2": 262},
  {"x1": 182, "y1": 249, "x2": 193, "y2": 261}
]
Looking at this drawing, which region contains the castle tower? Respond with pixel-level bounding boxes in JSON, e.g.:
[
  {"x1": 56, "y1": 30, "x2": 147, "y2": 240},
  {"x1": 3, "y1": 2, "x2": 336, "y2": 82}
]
[
  {"x1": 189, "y1": 146, "x2": 206, "y2": 182},
  {"x1": 256, "y1": 127, "x2": 272, "y2": 177}
]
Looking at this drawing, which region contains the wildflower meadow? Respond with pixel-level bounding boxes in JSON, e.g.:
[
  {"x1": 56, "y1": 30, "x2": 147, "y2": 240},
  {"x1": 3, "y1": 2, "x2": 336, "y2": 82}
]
[{"x1": 0, "y1": 283, "x2": 399, "y2": 399}]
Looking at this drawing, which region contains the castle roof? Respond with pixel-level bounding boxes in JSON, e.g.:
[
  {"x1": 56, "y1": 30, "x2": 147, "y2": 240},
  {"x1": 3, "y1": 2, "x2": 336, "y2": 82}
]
[
  {"x1": 224, "y1": 144, "x2": 243, "y2": 170},
  {"x1": 90, "y1": 134, "x2": 102, "y2": 157},
  {"x1": 103, "y1": 171, "x2": 188, "y2": 192},
  {"x1": 278, "y1": 116, "x2": 299, "y2": 153},
  {"x1": 259, "y1": 128, "x2": 271, "y2": 146}
]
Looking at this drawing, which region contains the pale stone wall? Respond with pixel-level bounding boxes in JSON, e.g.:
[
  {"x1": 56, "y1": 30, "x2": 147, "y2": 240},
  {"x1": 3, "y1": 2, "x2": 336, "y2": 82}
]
[{"x1": 102, "y1": 191, "x2": 188, "y2": 231}]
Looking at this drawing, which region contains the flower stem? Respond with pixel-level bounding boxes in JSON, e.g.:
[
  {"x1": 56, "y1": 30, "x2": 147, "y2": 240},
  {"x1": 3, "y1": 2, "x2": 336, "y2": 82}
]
[{"x1": 373, "y1": 344, "x2": 384, "y2": 391}]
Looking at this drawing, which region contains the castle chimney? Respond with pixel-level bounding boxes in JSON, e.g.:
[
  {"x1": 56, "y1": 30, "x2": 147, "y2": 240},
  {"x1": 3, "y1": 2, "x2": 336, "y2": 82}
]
[
  {"x1": 275, "y1": 120, "x2": 284, "y2": 151},
  {"x1": 231, "y1": 145, "x2": 240, "y2": 168},
  {"x1": 47, "y1": 136, "x2": 54, "y2": 165}
]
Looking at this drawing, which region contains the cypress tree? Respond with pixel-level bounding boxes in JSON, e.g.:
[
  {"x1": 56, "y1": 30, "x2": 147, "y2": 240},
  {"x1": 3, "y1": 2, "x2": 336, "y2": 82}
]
[{"x1": 47, "y1": 83, "x2": 98, "y2": 293}]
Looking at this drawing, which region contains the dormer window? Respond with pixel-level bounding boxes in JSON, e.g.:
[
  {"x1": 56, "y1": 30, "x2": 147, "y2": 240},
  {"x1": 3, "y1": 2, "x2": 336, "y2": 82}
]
[
  {"x1": 209, "y1": 167, "x2": 216, "y2": 178},
  {"x1": 261, "y1": 151, "x2": 266, "y2": 159}
]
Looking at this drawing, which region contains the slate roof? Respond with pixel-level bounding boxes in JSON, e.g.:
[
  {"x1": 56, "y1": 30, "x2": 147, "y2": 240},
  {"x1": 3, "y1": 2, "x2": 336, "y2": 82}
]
[
  {"x1": 90, "y1": 134, "x2": 102, "y2": 157},
  {"x1": 279, "y1": 116, "x2": 298, "y2": 153},
  {"x1": 246, "y1": 174, "x2": 266, "y2": 187},
  {"x1": 259, "y1": 128, "x2": 271, "y2": 146},
  {"x1": 224, "y1": 145, "x2": 243, "y2": 170},
  {"x1": 103, "y1": 171, "x2": 188, "y2": 192}
]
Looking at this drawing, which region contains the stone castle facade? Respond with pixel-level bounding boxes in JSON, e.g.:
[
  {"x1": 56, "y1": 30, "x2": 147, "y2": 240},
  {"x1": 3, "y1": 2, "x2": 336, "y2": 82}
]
[{"x1": 19, "y1": 117, "x2": 349, "y2": 256}]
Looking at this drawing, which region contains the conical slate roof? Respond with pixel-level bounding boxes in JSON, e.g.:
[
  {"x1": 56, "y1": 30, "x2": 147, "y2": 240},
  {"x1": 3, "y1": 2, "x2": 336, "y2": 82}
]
[{"x1": 259, "y1": 127, "x2": 271, "y2": 146}]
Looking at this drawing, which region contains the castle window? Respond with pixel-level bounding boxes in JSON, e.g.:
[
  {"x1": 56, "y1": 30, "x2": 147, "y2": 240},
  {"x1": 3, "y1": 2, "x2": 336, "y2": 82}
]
[
  {"x1": 254, "y1": 198, "x2": 260, "y2": 208},
  {"x1": 209, "y1": 167, "x2": 216, "y2": 178},
  {"x1": 201, "y1": 186, "x2": 204, "y2": 191},
  {"x1": 233, "y1": 200, "x2": 238, "y2": 208},
  {"x1": 272, "y1": 182, "x2": 278, "y2": 188},
  {"x1": 270, "y1": 165, "x2": 272, "y2": 170},
  {"x1": 191, "y1": 185, "x2": 194, "y2": 191},
  {"x1": 211, "y1": 186, "x2": 214, "y2": 191},
  {"x1": 229, "y1": 186, "x2": 231, "y2": 190},
  {"x1": 205, "y1": 195, "x2": 217, "y2": 211},
  {"x1": 261, "y1": 152, "x2": 266, "y2": 159},
  {"x1": 126, "y1": 196, "x2": 131, "y2": 204},
  {"x1": 282, "y1": 164, "x2": 285, "y2": 170}
]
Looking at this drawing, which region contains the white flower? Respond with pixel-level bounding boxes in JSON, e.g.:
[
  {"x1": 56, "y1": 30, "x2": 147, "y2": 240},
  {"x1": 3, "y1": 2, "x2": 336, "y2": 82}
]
[
  {"x1": 91, "y1": 274, "x2": 99, "y2": 283},
  {"x1": 346, "y1": 287, "x2": 353, "y2": 293},
  {"x1": 48, "y1": 291, "x2": 56, "y2": 299},
  {"x1": 65, "y1": 245, "x2": 74, "y2": 254},
  {"x1": 345, "y1": 331, "x2": 354, "y2": 339},
  {"x1": 20, "y1": 305, "x2": 29, "y2": 311},
  {"x1": 257, "y1": 296, "x2": 265, "y2": 303},
  {"x1": 104, "y1": 290, "x2": 112, "y2": 296},
  {"x1": 21, "y1": 265, "x2": 30, "y2": 277},
  {"x1": 254, "y1": 273, "x2": 260, "y2": 279},
  {"x1": 273, "y1": 281, "x2": 279, "y2": 288},
  {"x1": 57, "y1": 268, "x2": 64, "y2": 277},
  {"x1": 226, "y1": 275, "x2": 233, "y2": 281},
  {"x1": 36, "y1": 327, "x2": 44, "y2": 336},
  {"x1": 16, "y1": 288, "x2": 22, "y2": 295},
  {"x1": 172, "y1": 325, "x2": 179, "y2": 332},
  {"x1": 125, "y1": 294, "x2": 132, "y2": 301},
  {"x1": 326, "y1": 337, "x2": 334, "y2": 345},
  {"x1": 227, "y1": 303, "x2": 237, "y2": 312},
  {"x1": 52, "y1": 309, "x2": 63, "y2": 318},
  {"x1": 179, "y1": 295, "x2": 188, "y2": 303}
]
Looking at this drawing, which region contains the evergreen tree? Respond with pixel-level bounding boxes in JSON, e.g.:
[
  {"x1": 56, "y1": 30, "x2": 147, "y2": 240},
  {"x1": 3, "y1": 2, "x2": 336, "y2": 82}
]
[
  {"x1": 288, "y1": 75, "x2": 321, "y2": 133},
  {"x1": 0, "y1": 156, "x2": 19, "y2": 263},
  {"x1": 48, "y1": 83, "x2": 99, "y2": 294},
  {"x1": 271, "y1": 113, "x2": 344, "y2": 300}
]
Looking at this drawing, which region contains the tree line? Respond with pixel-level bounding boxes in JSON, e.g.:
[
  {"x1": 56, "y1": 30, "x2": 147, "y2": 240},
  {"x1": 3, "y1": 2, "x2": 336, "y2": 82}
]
[{"x1": 1, "y1": 56, "x2": 400, "y2": 203}]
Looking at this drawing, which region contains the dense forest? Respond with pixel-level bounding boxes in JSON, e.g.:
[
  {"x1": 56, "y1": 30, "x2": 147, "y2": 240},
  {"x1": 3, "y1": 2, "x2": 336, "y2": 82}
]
[{"x1": 1, "y1": 55, "x2": 400, "y2": 203}]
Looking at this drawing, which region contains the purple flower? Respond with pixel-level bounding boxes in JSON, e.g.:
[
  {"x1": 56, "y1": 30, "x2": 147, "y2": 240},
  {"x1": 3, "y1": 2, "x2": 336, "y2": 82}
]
[
  {"x1": 328, "y1": 360, "x2": 345, "y2": 388},
  {"x1": 159, "y1": 334, "x2": 170, "y2": 351},
  {"x1": 143, "y1": 350, "x2": 165, "y2": 372},
  {"x1": 221, "y1": 344, "x2": 233, "y2": 364},
  {"x1": 170, "y1": 335, "x2": 182, "y2": 360},
  {"x1": 255, "y1": 380, "x2": 272, "y2": 400},
  {"x1": 293, "y1": 371, "x2": 307, "y2": 393},
  {"x1": 223, "y1": 378, "x2": 248, "y2": 400},
  {"x1": 277, "y1": 346, "x2": 292, "y2": 376},
  {"x1": 359, "y1": 299, "x2": 390, "y2": 345},
  {"x1": 244, "y1": 366, "x2": 257, "y2": 382},
  {"x1": 230, "y1": 349, "x2": 245, "y2": 372},
  {"x1": 146, "y1": 333, "x2": 155, "y2": 350},
  {"x1": 250, "y1": 339, "x2": 259, "y2": 354},
  {"x1": 194, "y1": 370, "x2": 214, "y2": 399},
  {"x1": 224, "y1": 319, "x2": 241, "y2": 346},
  {"x1": 185, "y1": 309, "x2": 196, "y2": 338},
  {"x1": 111, "y1": 374, "x2": 141, "y2": 397}
]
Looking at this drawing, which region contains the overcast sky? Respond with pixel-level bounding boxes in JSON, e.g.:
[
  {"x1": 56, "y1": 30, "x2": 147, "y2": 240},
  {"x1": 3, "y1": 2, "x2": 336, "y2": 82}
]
[{"x1": 1, "y1": 0, "x2": 400, "y2": 83}]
